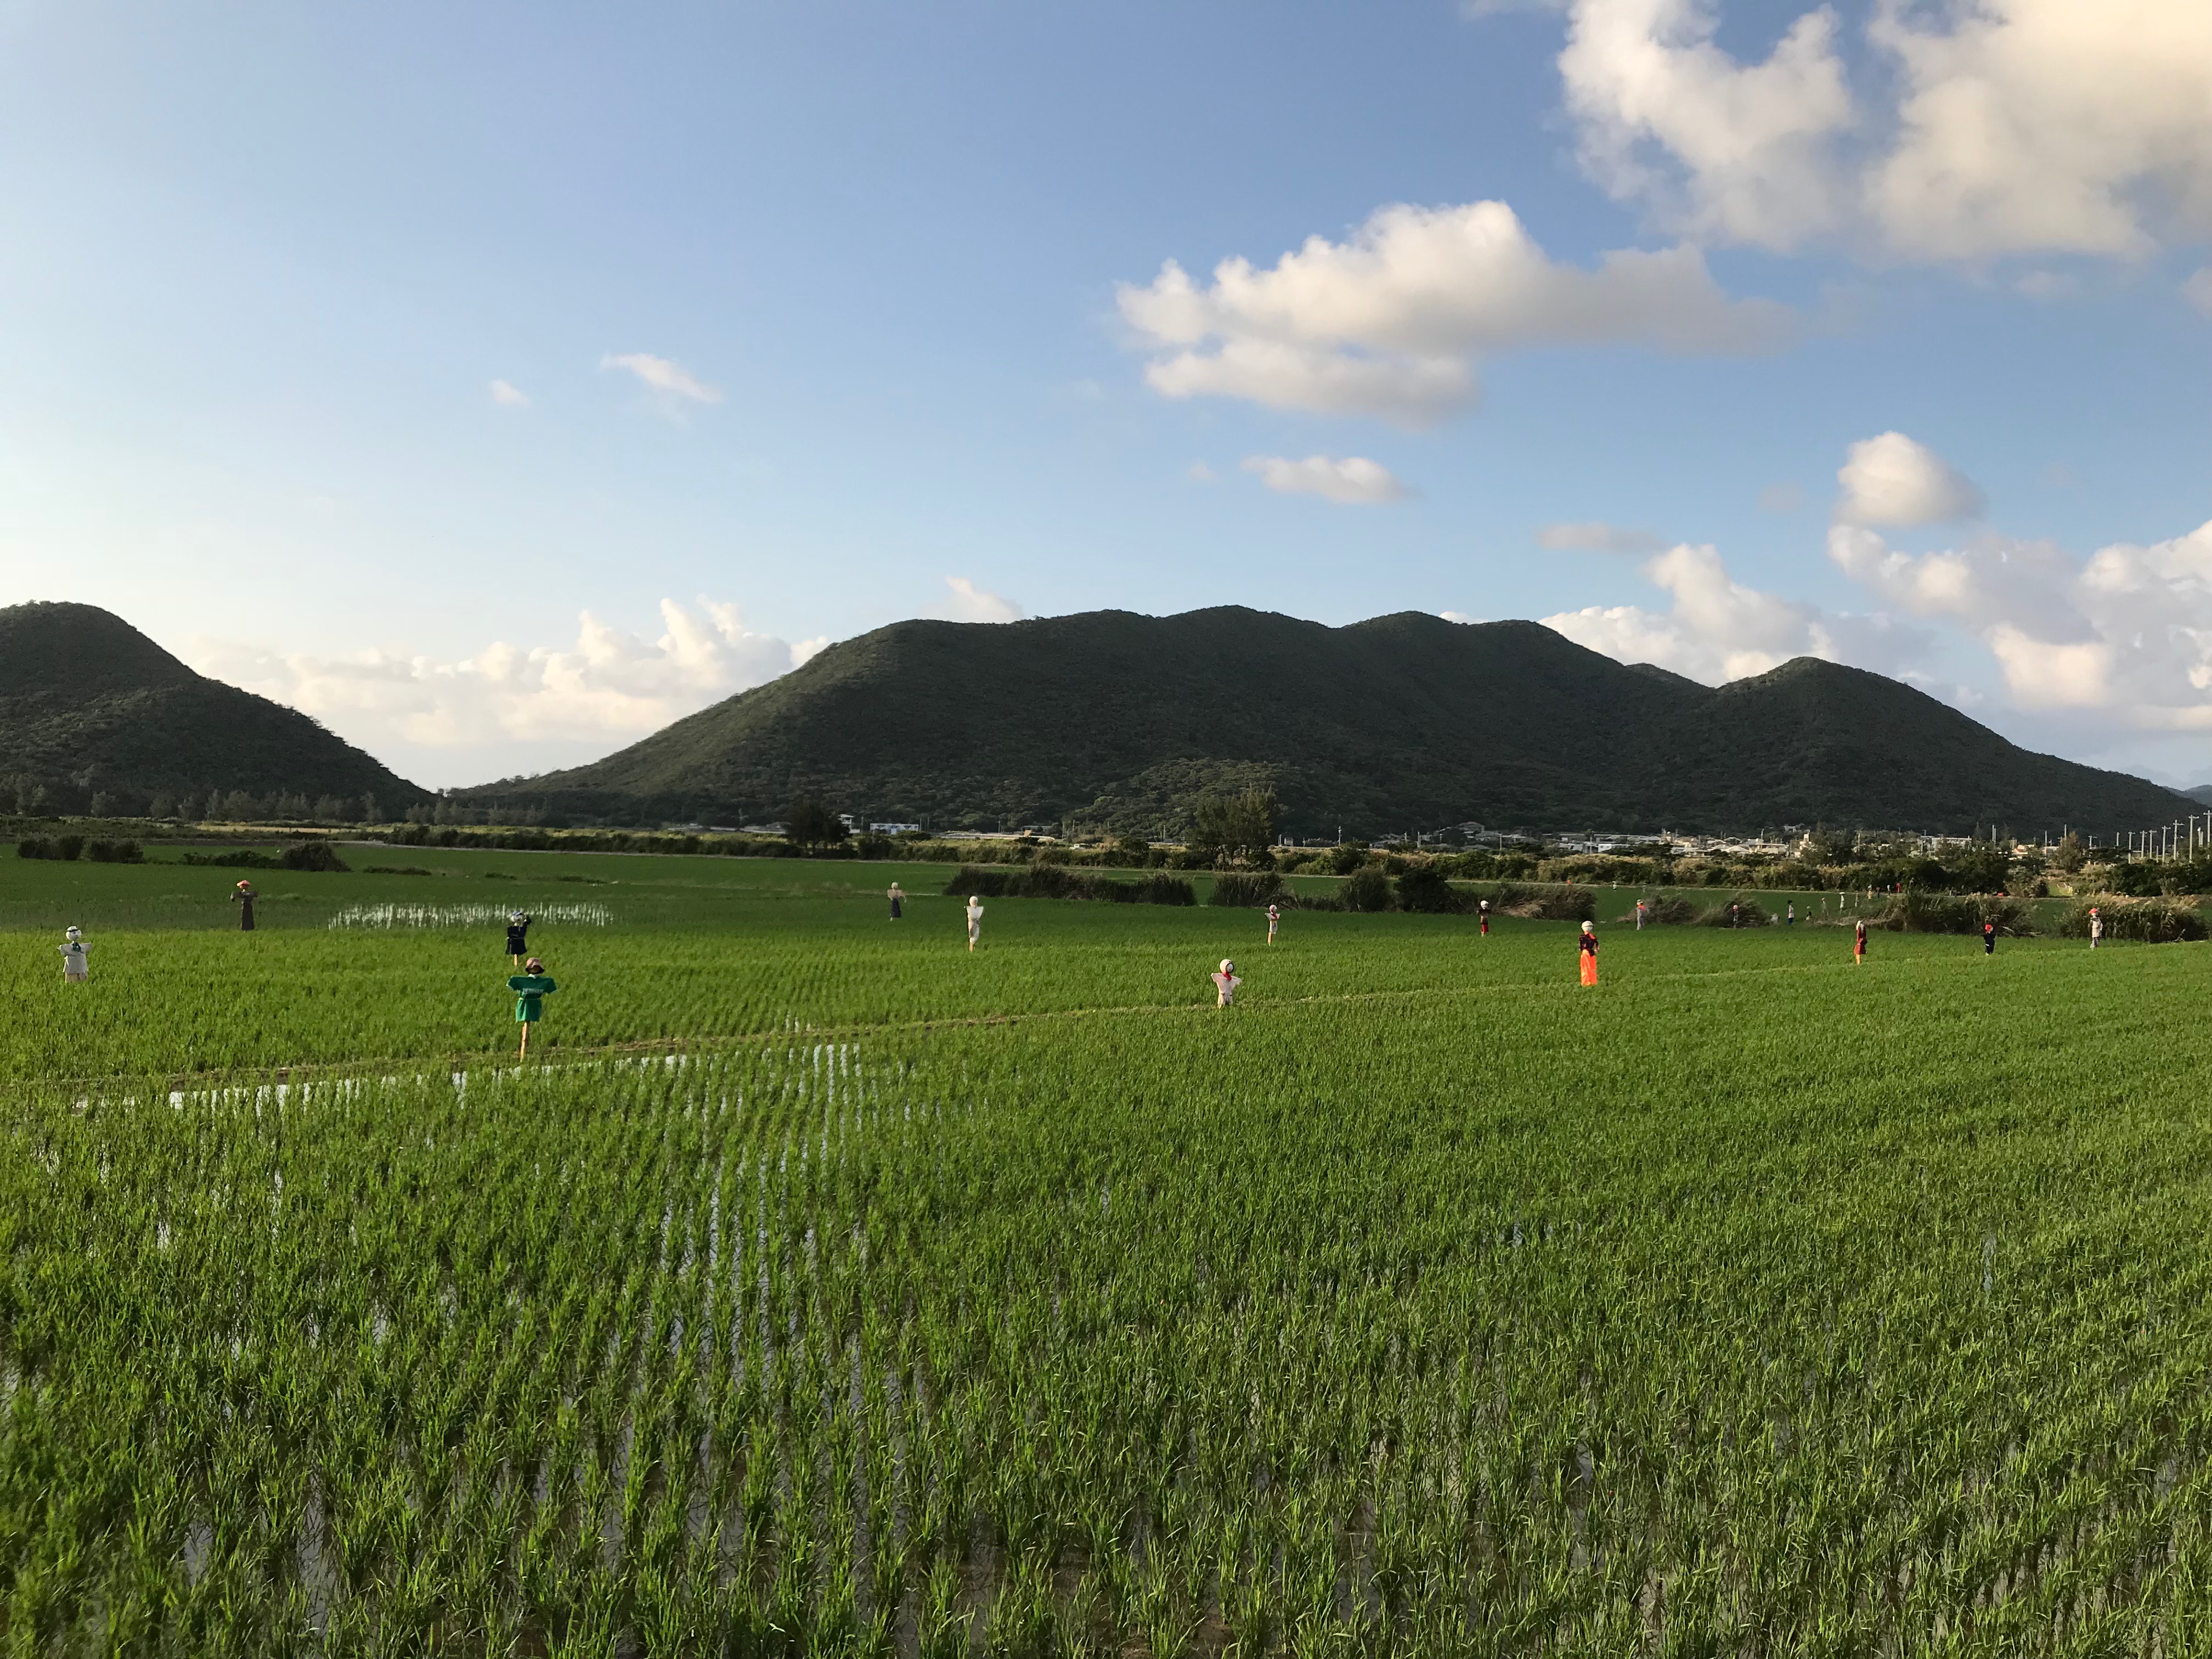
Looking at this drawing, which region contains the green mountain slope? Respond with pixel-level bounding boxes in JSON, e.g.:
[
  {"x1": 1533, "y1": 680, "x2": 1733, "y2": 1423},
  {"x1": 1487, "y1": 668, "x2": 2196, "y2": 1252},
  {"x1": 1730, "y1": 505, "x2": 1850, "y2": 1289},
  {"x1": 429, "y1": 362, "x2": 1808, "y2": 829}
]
[
  {"x1": 458, "y1": 606, "x2": 2191, "y2": 836},
  {"x1": 0, "y1": 602, "x2": 428, "y2": 812}
]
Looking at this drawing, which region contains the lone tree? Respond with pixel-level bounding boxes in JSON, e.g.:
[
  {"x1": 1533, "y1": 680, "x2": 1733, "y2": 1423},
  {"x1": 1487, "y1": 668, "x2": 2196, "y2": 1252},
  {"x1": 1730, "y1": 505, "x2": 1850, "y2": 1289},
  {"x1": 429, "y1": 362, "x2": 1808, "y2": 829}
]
[
  {"x1": 783, "y1": 795, "x2": 849, "y2": 848},
  {"x1": 1188, "y1": 788, "x2": 1280, "y2": 866}
]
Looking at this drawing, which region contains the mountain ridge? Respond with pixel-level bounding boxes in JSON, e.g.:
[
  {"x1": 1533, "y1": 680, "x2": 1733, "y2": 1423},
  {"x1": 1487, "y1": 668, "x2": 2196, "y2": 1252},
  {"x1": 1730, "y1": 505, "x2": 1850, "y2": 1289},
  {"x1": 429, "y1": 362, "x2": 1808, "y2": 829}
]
[
  {"x1": 0, "y1": 601, "x2": 429, "y2": 814},
  {"x1": 454, "y1": 606, "x2": 2192, "y2": 836}
]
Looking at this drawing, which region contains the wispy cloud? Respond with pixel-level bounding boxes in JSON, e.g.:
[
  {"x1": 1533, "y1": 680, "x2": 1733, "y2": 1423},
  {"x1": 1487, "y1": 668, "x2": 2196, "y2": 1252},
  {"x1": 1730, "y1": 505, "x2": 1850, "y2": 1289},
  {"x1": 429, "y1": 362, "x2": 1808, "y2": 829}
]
[
  {"x1": 1827, "y1": 516, "x2": 2212, "y2": 725},
  {"x1": 1543, "y1": 542, "x2": 1928, "y2": 685},
  {"x1": 488, "y1": 379, "x2": 531, "y2": 407},
  {"x1": 1537, "y1": 520, "x2": 1662, "y2": 552},
  {"x1": 190, "y1": 600, "x2": 812, "y2": 754},
  {"x1": 601, "y1": 352, "x2": 723, "y2": 404},
  {"x1": 939, "y1": 577, "x2": 1025, "y2": 624},
  {"x1": 1244, "y1": 454, "x2": 1412, "y2": 505}
]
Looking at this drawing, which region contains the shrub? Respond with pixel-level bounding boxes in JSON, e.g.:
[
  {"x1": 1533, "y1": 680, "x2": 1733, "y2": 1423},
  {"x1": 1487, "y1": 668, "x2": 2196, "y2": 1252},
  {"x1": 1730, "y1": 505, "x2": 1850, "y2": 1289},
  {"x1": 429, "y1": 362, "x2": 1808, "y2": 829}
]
[
  {"x1": 943, "y1": 864, "x2": 1194, "y2": 906},
  {"x1": 2094, "y1": 860, "x2": 2164, "y2": 898},
  {"x1": 1871, "y1": 892, "x2": 2035, "y2": 935},
  {"x1": 1109, "y1": 836, "x2": 1154, "y2": 867},
  {"x1": 1458, "y1": 850, "x2": 1536, "y2": 879},
  {"x1": 1325, "y1": 844, "x2": 1368, "y2": 876},
  {"x1": 182, "y1": 849, "x2": 281, "y2": 869},
  {"x1": 1641, "y1": 896, "x2": 1701, "y2": 924},
  {"x1": 1392, "y1": 864, "x2": 1460, "y2": 913},
  {"x1": 280, "y1": 841, "x2": 350, "y2": 873},
  {"x1": 1503, "y1": 885, "x2": 1595, "y2": 922},
  {"x1": 1341, "y1": 866, "x2": 1393, "y2": 912},
  {"x1": 1538, "y1": 856, "x2": 1660, "y2": 887},
  {"x1": 54, "y1": 834, "x2": 84, "y2": 861},
  {"x1": 2057, "y1": 896, "x2": 2206, "y2": 943},
  {"x1": 16, "y1": 837, "x2": 51, "y2": 859},
  {"x1": 86, "y1": 839, "x2": 144, "y2": 864},
  {"x1": 1699, "y1": 899, "x2": 1770, "y2": 927},
  {"x1": 1210, "y1": 871, "x2": 1286, "y2": 907},
  {"x1": 1014, "y1": 863, "x2": 1104, "y2": 901},
  {"x1": 1131, "y1": 873, "x2": 1197, "y2": 906},
  {"x1": 945, "y1": 866, "x2": 1020, "y2": 899}
]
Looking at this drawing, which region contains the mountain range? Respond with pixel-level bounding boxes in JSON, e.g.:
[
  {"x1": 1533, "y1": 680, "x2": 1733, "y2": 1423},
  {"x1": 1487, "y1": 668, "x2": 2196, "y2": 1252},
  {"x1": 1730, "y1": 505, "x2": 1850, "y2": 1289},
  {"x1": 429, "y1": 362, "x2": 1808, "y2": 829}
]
[
  {"x1": 0, "y1": 602, "x2": 426, "y2": 815},
  {"x1": 6, "y1": 600, "x2": 2192, "y2": 836},
  {"x1": 454, "y1": 606, "x2": 2193, "y2": 838}
]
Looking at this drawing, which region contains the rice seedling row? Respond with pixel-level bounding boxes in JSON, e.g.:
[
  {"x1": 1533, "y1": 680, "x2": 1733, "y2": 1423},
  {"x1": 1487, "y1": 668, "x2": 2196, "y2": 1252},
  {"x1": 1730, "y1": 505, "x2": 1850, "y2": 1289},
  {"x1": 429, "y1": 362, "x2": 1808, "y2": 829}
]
[{"x1": 7, "y1": 907, "x2": 2212, "y2": 1654}]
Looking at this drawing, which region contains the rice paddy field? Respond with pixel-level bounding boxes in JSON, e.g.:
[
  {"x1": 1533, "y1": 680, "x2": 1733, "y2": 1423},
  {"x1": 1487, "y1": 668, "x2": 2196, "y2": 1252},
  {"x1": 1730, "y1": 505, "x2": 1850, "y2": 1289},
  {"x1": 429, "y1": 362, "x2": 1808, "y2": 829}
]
[{"x1": 7, "y1": 845, "x2": 2212, "y2": 1655}]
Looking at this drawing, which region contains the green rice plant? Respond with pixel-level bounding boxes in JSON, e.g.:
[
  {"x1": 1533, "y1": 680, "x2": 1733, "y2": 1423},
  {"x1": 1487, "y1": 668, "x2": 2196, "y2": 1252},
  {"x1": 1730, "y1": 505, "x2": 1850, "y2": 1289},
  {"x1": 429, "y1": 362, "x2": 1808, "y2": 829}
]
[{"x1": 5, "y1": 857, "x2": 2212, "y2": 1649}]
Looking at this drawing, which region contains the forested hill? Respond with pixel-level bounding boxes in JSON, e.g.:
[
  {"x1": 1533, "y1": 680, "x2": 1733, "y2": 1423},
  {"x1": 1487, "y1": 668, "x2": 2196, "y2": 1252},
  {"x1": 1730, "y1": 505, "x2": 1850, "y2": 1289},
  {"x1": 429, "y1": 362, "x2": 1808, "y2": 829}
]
[
  {"x1": 0, "y1": 602, "x2": 428, "y2": 815},
  {"x1": 456, "y1": 606, "x2": 2193, "y2": 837}
]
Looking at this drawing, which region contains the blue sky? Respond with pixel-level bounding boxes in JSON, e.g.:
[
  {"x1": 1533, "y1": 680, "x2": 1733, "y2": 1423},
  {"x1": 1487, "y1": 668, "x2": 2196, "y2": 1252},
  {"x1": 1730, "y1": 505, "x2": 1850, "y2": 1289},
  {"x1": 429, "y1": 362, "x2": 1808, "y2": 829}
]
[{"x1": 1, "y1": 1, "x2": 2207, "y2": 787}]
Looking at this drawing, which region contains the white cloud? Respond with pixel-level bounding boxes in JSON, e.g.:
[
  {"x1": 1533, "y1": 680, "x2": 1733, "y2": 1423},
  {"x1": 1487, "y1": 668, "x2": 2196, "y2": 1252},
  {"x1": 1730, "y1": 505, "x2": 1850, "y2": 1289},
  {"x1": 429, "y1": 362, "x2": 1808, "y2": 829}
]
[
  {"x1": 1537, "y1": 520, "x2": 1662, "y2": 552},
  {"x1": 1244, "y1": 454, "x2": 1413, "y2": 505},
  {"x1": 1869, "y1": 0, "x2": 2212, "y2": 262},
  {"x1": 2013, "y1": 270, "x2": 2079, "y2": 301},
  {"x1": 600, "y1": 352, "x2": 723, "y2": 404},
  {"x1": 489, "y1": 379, "x2": 531, "y2": 407},
  {"x1": 938, "y1": 577, "x2": 1024, "y2": 624},
  {"x1": 1440, "y1": 610, "x2": 1486, "y2": 623},
  {"x1": 2186, "y1": 268, "x2": 2212, "y2": 317},
  {"x1": 1542, "y1": 540, "x2": 1927, "y2": 682},
  {"x1": 1118, "y1": 199, "x2": 1792, "y2": 424},
  {"x1": 1829, "y1": 517, "x2": 2212, "y2": 722},
  {"x1": 1758, "y1": 481, "x2": 1805, "y2": 513},
  {"x1": 1835, "y1": 431, "x2": 1985, "y2": 527},
  {"x1": 1560, "y1": 0, "x2": 1855, "y2": 252},
  {"x1": 1550, "y1": 0, "x2": 2212, "y2": 263},
  {"x1": 189, "y1": 600, "x2": 814, "y2": 755},
  {"x1": 1186, "y1": 461, "x2": 1217, "y2": 483}
]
